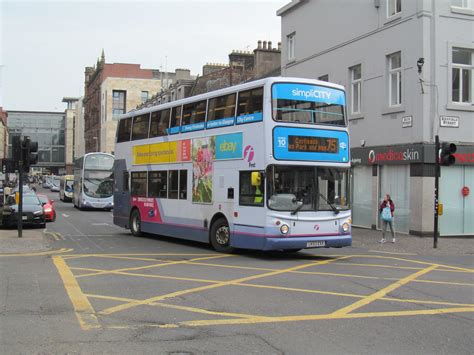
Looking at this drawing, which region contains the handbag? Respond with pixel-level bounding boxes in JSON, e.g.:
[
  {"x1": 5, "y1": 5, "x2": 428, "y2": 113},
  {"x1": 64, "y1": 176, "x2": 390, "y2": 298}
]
[{"x1": 381, "y1": 206, "x2": 392, "y2": 222}]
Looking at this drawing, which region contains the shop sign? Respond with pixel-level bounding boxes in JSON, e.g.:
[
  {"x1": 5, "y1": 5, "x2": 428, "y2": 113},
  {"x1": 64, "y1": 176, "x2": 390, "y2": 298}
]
[
  {"x1": 352, "y1": 144, "x2": 424, "y2": 165},
  {"x1": 402, "y1": 116, "x2": 412, "y2": 128},
  {"x1": 440, "y1": 116, "x2": 459, "y2": 128},
  {"x1": 453, "y1": 152, "x2": 474, "y2": 164}
]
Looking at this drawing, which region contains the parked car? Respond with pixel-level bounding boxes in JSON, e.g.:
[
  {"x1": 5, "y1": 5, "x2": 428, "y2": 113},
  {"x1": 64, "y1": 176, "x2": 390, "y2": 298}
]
[
  {"x1": 1, "y1": 194, "x2": 46, "y2": 228},
  {"x1": 37, "y1": 194, "x2": 56, "y2": 222}
]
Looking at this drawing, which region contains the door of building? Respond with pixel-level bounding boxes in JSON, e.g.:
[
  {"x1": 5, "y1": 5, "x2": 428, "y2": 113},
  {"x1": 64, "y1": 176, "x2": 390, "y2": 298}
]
[
  {"x1": 439, "y1": 166, "x2": 474, "y2": 236},
  {"x1": 352, "y1": 165, "x2": 372, "y2": 228},
  {"x1": 379, "y1": 165, "x2": 410, "y2": 234}
]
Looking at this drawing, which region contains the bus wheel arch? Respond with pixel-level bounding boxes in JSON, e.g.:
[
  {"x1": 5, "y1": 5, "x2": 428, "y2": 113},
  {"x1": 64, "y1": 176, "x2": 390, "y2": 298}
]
[
  {"x1": 129, "y1": 207, "x2": 143, "y2": 237},
  {"x1": 209, "y1": 214, "x2": 234, "y2": 253}
]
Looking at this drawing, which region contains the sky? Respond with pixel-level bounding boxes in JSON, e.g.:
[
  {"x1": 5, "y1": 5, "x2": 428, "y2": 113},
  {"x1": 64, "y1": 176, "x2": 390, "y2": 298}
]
[{"x1": 0, "y1": 0, "x2": 287, "y2": 112}]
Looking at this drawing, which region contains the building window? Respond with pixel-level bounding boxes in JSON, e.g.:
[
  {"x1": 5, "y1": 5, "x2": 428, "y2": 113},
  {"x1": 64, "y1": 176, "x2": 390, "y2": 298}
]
[
  {"x1": 350, "y1": 65, "x2": 362, "y2": 114},
  {"x1": 287, "y1": 33, "x2": 295, "y2": 61},
  {"x1": 387, "y1": 0, "x2": 401, "y2": 17},
  {"x1": 318, "y1": 75, "x2": 329, "y2": 82},
  {"x1": 452, "y1": 47, "x2": 473, "y2": 104},
  {"x1": 141, "y1": 91, "x2": 149, "y2": 103},
  {"x1": 388, "y1": 52, "x2": 402, "y2": 106},
  {"x1": 451, "y1": 0, "x2": 473, "y2": 8},
  {"x1": 112, "y1": 90, "x2": 126, "y2": 118}
]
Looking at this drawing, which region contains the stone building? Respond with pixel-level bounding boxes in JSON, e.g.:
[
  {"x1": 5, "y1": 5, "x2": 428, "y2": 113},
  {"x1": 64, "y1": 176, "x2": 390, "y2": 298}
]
[
  {"x1": 138, "y1": 40, "x2": 281, "y2": 109},
  {"x1": 62, "y1": 97, "x2": 79, "y2": 174},
  {"x1": 278, "y1": 0, "x2": 473, "y2": 236},
  {"x1": 83, "y1": 50, "x2": 192, "y2": 154},
  {"x1": 0, "y1": 107, "x2": 7, "y2": 160}
]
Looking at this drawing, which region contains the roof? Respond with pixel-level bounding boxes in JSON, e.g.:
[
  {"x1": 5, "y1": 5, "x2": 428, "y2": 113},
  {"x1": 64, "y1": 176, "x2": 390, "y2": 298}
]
[{"x1": 276, "y1": 0, "x2": 308, "y2": 16}]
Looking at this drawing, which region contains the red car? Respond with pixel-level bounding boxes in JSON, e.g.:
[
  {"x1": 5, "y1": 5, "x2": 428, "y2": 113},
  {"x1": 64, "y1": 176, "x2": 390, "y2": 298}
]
[{"x1": 37, "y1": 194, "x2": 56, "y2": 222}]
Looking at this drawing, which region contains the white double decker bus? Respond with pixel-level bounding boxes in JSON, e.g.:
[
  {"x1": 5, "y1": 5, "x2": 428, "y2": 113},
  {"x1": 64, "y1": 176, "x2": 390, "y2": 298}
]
[
  {"x1": 73, "y1": 153, "x2": 114, "y2": 210},
  {"x1": 113, "y1": 77, "x2": 351, "y2": 252}
]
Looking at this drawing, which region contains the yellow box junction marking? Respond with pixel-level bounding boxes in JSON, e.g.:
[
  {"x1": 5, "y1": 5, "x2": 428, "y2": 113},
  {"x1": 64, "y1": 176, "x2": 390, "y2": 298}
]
[
  {"x1": 98, "y1": 256, "x2": 351, "y2": 316},
  {"x1": 331, "y1": 264, "x2": 439, "y2": 316},
  {"x1": 53, "y1": 256, "x2": 101, "y2": 330},
  {"x1": 53, "y1": 252, "x2": 474, "y2": 330}
]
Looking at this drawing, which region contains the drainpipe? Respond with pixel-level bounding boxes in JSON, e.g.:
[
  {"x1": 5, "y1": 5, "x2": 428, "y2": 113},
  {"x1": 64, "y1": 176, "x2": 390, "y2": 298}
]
[{"x1": 430, "y1": 0, "x2": 437, "y2": 143}]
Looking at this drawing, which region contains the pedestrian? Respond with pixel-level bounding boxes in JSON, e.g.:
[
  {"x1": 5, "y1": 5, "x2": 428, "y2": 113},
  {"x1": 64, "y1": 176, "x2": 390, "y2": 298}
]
[{"x1": 379, "y1": 194, "x2": 396, "y2": 243}]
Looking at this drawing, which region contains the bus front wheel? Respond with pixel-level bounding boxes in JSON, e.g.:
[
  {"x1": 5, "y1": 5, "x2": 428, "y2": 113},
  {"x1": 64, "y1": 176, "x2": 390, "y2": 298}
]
[
  {"x1": 210, "y1": 218, "x2": 234, "y2": 253},
  {"x1": 130, "y1": 209, "x2": 142, "y2": 237}
]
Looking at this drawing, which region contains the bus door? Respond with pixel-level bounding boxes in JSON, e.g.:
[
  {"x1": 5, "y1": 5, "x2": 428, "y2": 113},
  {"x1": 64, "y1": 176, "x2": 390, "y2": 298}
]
[
  {"x1": 233, "y1": 171, "x2": 266, "y2": 244},
  {"x1": 113, "y1": 159, "x2": 131, "y2": 226}
]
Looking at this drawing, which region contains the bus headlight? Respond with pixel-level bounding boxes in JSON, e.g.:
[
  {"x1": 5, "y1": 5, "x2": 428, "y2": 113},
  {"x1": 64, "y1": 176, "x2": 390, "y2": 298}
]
[
  {"x1": 342, "y1": 223, "x2": 350, "y2": 233},
  {"x1": 280, "y1": 224, "x2": 289, "y2": 235}
]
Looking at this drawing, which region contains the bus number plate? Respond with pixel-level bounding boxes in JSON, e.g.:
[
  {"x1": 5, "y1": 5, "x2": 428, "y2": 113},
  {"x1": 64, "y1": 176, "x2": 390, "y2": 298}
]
[{"x1": 307, "y1": 241, "x2": 325, "y2": 248}]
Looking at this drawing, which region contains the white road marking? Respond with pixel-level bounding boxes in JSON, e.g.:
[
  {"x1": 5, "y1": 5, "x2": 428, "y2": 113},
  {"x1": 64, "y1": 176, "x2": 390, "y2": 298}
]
[
  {"x1": 62, "y1": 214, "x2": 70, "y2": 218},
  {"x1": 92, "y1": 223, "x2": 109, "y2": 226}
]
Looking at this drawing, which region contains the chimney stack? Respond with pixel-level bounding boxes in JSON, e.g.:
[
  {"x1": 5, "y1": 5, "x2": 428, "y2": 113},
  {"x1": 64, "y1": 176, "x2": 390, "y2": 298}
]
[
  {"x1": 268, "y1": 41, "x2": 272, "y2": 50},
  {"x1": 258, "y1": 40, "x2": 262, "y2": 49},
  {"x1": 263, "y1": 41, "x2": 267, "y2": 50}
]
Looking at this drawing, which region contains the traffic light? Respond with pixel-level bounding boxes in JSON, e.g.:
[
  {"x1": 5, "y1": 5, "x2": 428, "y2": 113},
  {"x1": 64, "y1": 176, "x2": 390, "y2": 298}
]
[
  {"x1": 439, "y1": 142, "x2": 457, "y2": 166},
  {"x1": 12, "y1": 136, "x2": 22, "y2": 162},
  {"x1": 22, "y1": 136, "x2": 39, "y2": 171}
]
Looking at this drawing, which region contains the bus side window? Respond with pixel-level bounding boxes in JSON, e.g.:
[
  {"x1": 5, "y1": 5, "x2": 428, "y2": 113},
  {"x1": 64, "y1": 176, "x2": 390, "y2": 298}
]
[
  {"x1": 179, "y1": 170, "x2": 187, "y2": 200},
  {"x1": 207, "y1": 93, "x2": 236, "y2": 128},
  {"x1": 182, "y1": 100, "x2": 207, "y2": 132},
  {"x1": 150, "y1": 109, "x2": 170, "y2": 137},
  {"x1": 123, "y1": 171, "x2": 129, "y2": 192},
  {"x1": 149, "y1": 171, "x2": 167, "y2": 198},
  {"x1": 117, "y1": 117, "x2": 132, "y2": 142},
  {"x1": 237, "y1": 87, "x2": 263, "y2": 118},
  {"x1": 168, "y1": 170, "x2": 179, "y2": 199},
  {"x1": 239, "y1": 171, "x2": 264, "y2": 207},
  {"x1": 131, "y1": 113, "x2": 150, "y2": 141},
  {"x1": 169, "y1": 106, "x2": 182, "y2": 134},
  {"x1": 131, "y1": 172, "x2": 147, "y2": 197}
]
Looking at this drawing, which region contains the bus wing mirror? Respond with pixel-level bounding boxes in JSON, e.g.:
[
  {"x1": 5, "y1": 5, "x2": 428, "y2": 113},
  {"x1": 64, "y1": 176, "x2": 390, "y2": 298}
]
[{"x1": 251, "y1": 172, "x2": 261, "y2": 187}]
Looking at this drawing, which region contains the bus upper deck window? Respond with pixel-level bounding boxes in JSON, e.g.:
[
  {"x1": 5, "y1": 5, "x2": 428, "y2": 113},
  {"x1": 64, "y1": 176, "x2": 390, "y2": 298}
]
[
  {"x1": 150, "y1": 109, "x2": 170, "y2": 137},
  {"x1": 169, "y1": 106, "x2": 182, "y2": 134},
  {"x1": 131, "y1": 114, "x2": 150, "y2": 141},
  {"x1": 237, "y1": 87, "x2": 263, "y2": 117},
  {"x1": 117, "y1": 117, "x2": 132, "y2": 142}
]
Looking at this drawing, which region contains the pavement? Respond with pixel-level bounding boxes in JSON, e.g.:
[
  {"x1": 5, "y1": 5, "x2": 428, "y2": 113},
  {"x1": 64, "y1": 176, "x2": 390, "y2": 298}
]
[
  {"x1": 351, "y1": 227, "x2": 474, "y2": 256},
  {"x1": 0, "y1": 226, "x2": 52, "y2": 254},
  {"x1": 0, "y1": 223, "x2": 472, "y2": 256}
]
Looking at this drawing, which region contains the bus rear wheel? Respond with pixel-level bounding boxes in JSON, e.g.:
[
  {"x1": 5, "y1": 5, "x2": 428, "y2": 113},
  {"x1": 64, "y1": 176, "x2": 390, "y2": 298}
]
[
  {"x1": 130, "y1": 209, "x2": 142, "y2": 237},
  {"x1": 210, "y1": 218, "x2": 234, "y2": 253}
]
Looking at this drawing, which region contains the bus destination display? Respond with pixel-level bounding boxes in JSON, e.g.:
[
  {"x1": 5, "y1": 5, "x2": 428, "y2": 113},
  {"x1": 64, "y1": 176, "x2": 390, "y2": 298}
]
[{"x1": 288, "y1": 136, "x2": 339, "y2": 154}]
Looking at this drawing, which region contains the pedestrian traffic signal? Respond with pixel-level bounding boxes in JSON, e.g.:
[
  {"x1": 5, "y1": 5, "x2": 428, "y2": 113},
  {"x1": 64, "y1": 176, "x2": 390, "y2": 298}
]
[
  {"x1": 22, "y1": 136, "x2": 39, "y2": 170},
  {"x1": 439, "y1": 142, "x2": 457, "y2": 166}
]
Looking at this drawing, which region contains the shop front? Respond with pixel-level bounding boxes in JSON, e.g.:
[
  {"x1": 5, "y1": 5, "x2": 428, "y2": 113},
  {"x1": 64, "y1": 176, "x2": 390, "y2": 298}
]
[{"x1": 351, "y1": 143, "x2": 473, "y2": 237}]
